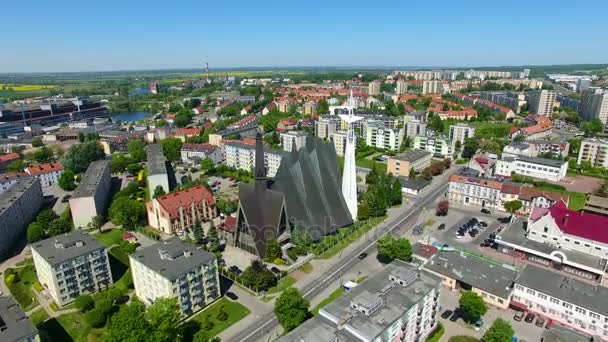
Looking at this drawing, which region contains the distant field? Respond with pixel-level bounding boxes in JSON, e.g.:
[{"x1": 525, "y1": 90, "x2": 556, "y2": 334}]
[{"x1": 0, "y1": 83, "x2": 57, "y2": 91}]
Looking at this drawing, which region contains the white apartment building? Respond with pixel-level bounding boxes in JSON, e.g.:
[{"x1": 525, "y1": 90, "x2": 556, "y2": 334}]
[
  {"x1": 448, "y1": 174, "x2": 514, "y2": 211},
  {"x1": 526, "y1": 90, "x2": 556, "y2": 117},
  {"x1": 0, "y1": 178, "x2": 43, "y2": 259},
  {"x1": 577, "y1": 138, "x2": 608, "y2": 168},
  {"x1": 368, "y1": 80, "x2": 381, "y2": 96},
  {"x1": 280, "y1": 131, "x2": 308, "y2": 152},
  {"x1": 24, "y1": 161, "x2": 63, "y2": 187},
  {"x1": 413, "y1": 136, "x2": 454, "y2": 159},
  {"x1": 147, "y1": 144, "x2": 171, "y2": 197},
  {"x1": 365, "y1": 124, "x2": 404, "y2": 151},
  {"x1": 513, "y1": 265, "x2": 608, "y2": 340},
  {"x1": 448, "y1": 124, "x2": 475, "y2": 144},
  {"x1": 130, "y1": 238, "x2": 220, "y2": 316},
  {"x1": 405, "y1": 119, "x2": 427, "y2": 138},
  {"x1": 580, "y1": 88, "x2": 608, "y2": 128},
  {"x1": 495, "y1": 156, "x2": 568, "y2": 182},
  {"x1": 180, "y1": 143, "x2": 222, "y2": 164},
  {"x1": 502, "y1": 143, "x2": 536, "y2": 159},
  {"x1": 422, "y1": 80, "x2": 442, "y2": 94},
  {"x1": 330, "y1": 130, "x2": 347, "y2": 156},
  {"x1": 315, "y1": 115, "x2": 341, "y2": 140},
  {"x1": 396, "y1": 80, "x2": 408, "y2": 94},
  {"x1": 279, "y1": 260, "x2": 442, "y2": 342},
  {"x1": 224, "y1": 141, "x2": 285, "y2": 177},
  {"x1": 31, "y1": 230, "x2": 113, "y2": 307},
  {"x1": 69, "y1": 160, "x2": 112, "y2": 229}
]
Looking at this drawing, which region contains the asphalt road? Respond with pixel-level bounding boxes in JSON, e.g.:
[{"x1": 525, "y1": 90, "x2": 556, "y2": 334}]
[{"x1": 232, "y1": 181, "x2": 450, "y2": 342}]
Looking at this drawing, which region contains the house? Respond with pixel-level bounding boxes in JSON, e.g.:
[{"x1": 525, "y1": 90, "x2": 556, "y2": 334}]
[
  {"x1": 0, "y1": 153, "x2": 20, "y2": 171},
  {"x1": 180, "y1": 143, "x2": 222, "y2": 164},
  {"x1": 0, "y1": 172, "x2": 27, "y2": 194},
  {"x1": 518, "y1": 187, "x2": 569, "y2": 214},
  {"x1": 398, "y1": 177, "x2": 431, "y2": 195},
  {"x1": 262, "y1": 102, "x2": 277, "y2": 115},
  {"x1": 175, "y1": 128, "x2": 202, "y2": 142},
  {"x1": 467, "y1": 155, "x2": 495, "y2": 177},
  {"x1": 240, "y1": 105, "x2": 252, "y2": 116},
  {"x1": 495, "y1": 155, "x2": 568, "y2": 182},
  {"x1": 24, "y1": 161, "x2": 63, "y2": 187},
  {"x1": 277, "y1": 118, "x2": 297, "y2": 131}
]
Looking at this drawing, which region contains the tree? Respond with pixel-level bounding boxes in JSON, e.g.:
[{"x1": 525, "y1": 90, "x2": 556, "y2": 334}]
[
  {"x1": 27, "y1": 222, "x2": 46, "y2": 242},
  {"x1": 482, "y1": 318, "x2": 514, "y2": 342},
  {"x1": 408, "y1": 168, "x2": 416, "y2": 178},
  {"x1": 274, "y1": 288, "x2": 310, "y2": 333},
  {"x1": 75, "y1": 294, "x2": 95, "y2": 312},
  {"x1": 145, "y1": 298, "x2": 182, "y2": 342},
  {"x1": 200, "y1": 157, "x2": 215, "y2": 173},
  {"x1": 109, "y1": 197, "x2": 146, "y2": 230},
  {"x1": 206, "y1": 224, "x2": 220, "y2": 253},
  {"x1": 503, "y1": 200, "x2": 522, "y2": 217},
  {"x1": 7, "y1": 160, "x2": 24, "y2": 173},
  {"x1": 62, "y1": 140, "x2": 105, "y2": 173},
  {"x1": 111, "y1": 153, "x2": 131, "y2": 173},
  {"x1": 317, "y1": 99, "x2": 329, "y2": 114},
  {"x1": 160, "y1": 138, "x2": 183, "y2": 161},
  {"x1": 459, "y1": 290, "x2": 488, "y2": 322},
  {"x1": 462, "y1": 137, "x2": 479, "y2": 159},
  {"x1": 91, "y1": 215, "x2": 104, "y2": 233},
  {"x1": 127, "y1": 139, "x2": 147, "y2": 162},
  {"x1": 32, "y1": 146, "x2": 53, "y2": 162},
  {"x1": 58, "y1": 169, "x2": 77, "y2": 191},
  {"x1": 377, "y1": 235, "x2": 412, "y2": 262},
  {"x1": 241, "y1": 259, "x2": 277, "y2": 291},
  {"x1": 106, "y1": 302, "x2": 150, "y2": 342},
  {"x1": 36, "y1": 209, "x2": 58, "y2": 227},
  {"x1": 390, "y1": 178, "x2": 402, "y2": 206},
  {"x1": 85, "y1": 308, "x2": 107, "y2": 328},
  {"x1": 152, "y1": 185, "x2": 166, "y2": 199},
  {"x1": 392, "y1": 238, "x2": 413, "y2": 262},
  {"x1": 582, "y1": 119, "x2": 604, "y2": 136},
  {"x1": 436, "y1": 200, "x2": 449, "y2": 216},
  {"x1": 357, "y1": 202, "x2": 370, "y2": 220},
  {"x1": 193, "y1": 222, "x2": 204, "y2": 245},
  {"x1": 455, "y1": 140, "x2": 462, "y2": 152},
  {"x1": 32, "y1": 137, "x2": 43, "y2": 147},
  {"x1": 265, "y1": 238, "x2": 282, "y2": 261},
  {"x1": 48, "y1": 217, "x2": 73, "y2": 236}
]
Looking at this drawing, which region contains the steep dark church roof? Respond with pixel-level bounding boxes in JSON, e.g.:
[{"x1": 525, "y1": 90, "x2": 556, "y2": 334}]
[{"x1": 270, "y1": 135, "x2": 353, "y2": 239}]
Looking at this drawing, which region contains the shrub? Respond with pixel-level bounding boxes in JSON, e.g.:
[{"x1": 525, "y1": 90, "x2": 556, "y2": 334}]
[
  {"x1": 216, "y1": 305, "x2": 228, "y2": 321},
  {"x1": 202, "y1": 316, "x2": 215, "y2": 331},
  {"x1": 96, "y1": 299, "x2": 114, "y2": 315},
  {"x1": 85, "y1": 308, "x2": 107, "y2": 328},
  {"x1": 274, "y1": 258, "x2": 285, "y2": 265},
  {"x1": 5, "y1": 274, "x2": 15, "y2": 285},
  {"x1": 75, "y1": 295, "x2": 95, "y2": 312}
]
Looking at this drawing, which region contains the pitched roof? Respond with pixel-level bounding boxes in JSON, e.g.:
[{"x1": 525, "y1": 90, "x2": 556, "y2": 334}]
[
  {"x1": 181, "y1": 143, "x2": 216, "y2": 153},
  {"x1": 0, "y1": 153, "x2": 20, "y2": 163},
  {"x1": 155, "y1": 185, "x2": 216, "y2": 219},
  {"x1": 25, "y1": 161, "x2": 63, "y2": 175},
  {"x1": 0, "y1": 172, "x2": 26, "y2": 182},
  {"x1": 518, "y1": 187, "x2": 569, "y2": 204},
  {"x1": 531, "y1": 200, "x2": 608, "y2": 244},
  {"x1": 175, "y1": 128, "x2": 202, "y2": 135},
  {"x1": 220, "y1": 216, "x2": 236, "y2": 233}
]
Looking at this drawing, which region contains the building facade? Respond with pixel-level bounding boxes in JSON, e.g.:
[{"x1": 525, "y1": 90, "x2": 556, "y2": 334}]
[
  {"x1": 495, "y1": 156, "x2": 568, "y2": 182},
  {"x1": 280, "y1": 131, "x2": 308, "y2": 152},
  {"x1": 224, "y1": 141, "x2": 285, "y2": 177},
  {"x1": 387, "y1": 149, "x2": 432, "y2": 177},
  {"x1": 147, "y1": 144, "x2": 171, "y2": 197},
  {"x1": 315, "y1": 115, "x2": 341, "y2": 140},
  {"x1": 577, "y1": 138, "x2": 608, "y2": 168},
  {"x1": 422, "y1": 80, "x2": 442, "y2": 94},
  {"x1": 130, "y1": 238, "x2": 220, "y2": 316},
  {"x1": 69, "y1": 160, "x2": 112, "y2": 229},
  {"x1": 24, "y1": 161, "x2": 63, "y2": 187},
  {"x1": 405, "y1": 119, "x2": 427, "y2": 138},
  {"x1": 413, "y1": 136, "x2": 454, "y2": 159},
  {"x1": 368, "y1": 80, "x2": 381, "y2": 96},
  {"x1": 180, "y1": 143, "x2": 222, "y2": 164},
  {"x1": 526, "y1": 90, "x2": 556, "y2": 117},
  {"x1": 448, "y1": 174, "x2": 521, "y2": 211},
  {"x1": 329, "y1": 130, "x2": 348, "y2": 156},
  {"x1": 31, "y1": 230, "x2": 113, "y2": 307},
  {"x1": 449, "y1": 124, "x2": 475, "y2": 144},
  {"x1": 365, "y1": 124, "x2": 404, "y2": 151},
  {"x1": 396, "y1": 80, "x2": 408, "y2": 94},
  {"x1": 580, "y1": 88, "x2": 608, "y2": 129}
]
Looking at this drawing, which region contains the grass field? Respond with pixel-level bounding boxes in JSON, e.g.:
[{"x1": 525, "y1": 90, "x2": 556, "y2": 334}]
[
  {"x1": 4, "y1": 265, "x2": 40, "y2": 311},
  {"x1": 190, "y1": 298, "x2": 251, "y2": 340},
  {"x1": 95, "y1": 228, "x2": 125, "y2": 247},
  {"x1": 29, "y1": 308, "x2": 50, "y2": 325},
  {"x1": 311, "y1": 286, "x2": 344, "y2": 315},
  {"x1": 267, "y1": 275, "x2": 297, "y2": 294},
  {"x1": 317, "y1": 216, "x2": 386, "y2": 259},
  {"x1": 0, "y1": 83, "x2": 57, "y2": 91},
  {"x1": 299, "y1": 262, "x2": 313, "y2": 274}
]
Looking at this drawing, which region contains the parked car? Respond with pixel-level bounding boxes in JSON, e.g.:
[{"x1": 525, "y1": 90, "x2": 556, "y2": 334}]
[
  {"x1": 525, "y1": 313, "x2": 535, "y2": 323},
  {"x1": 440, "y1": 309, "x2": 453, "y2": 319},
  {"x1": 454, "y1": 233, "x2": 463, "y2": 239},
  {"x1": 61, "y1": 194, "x2": 71, "y2": 203},
  {"x1": 358, "y1": 252, "x2": 368, "y2": 260},
  {"x1": 229, "y1": 266, "x2": 242, "y2": 275},
  {"x1": 479, "y1": 221, "x2": 488, "y2": 227},
  {"x1": 271, "y1": 267, "x2": 280, "y2": 274},
  {"x1": 449, "y1": 311, "x2": 460, "y2": 322},
  {"x1": 218, "y1": 258, "x2": 226, "y2": 266},
  {"x1": 225, "y1": 292, "x2": 238, "y2": 300},
  {"x1": 474, "y1": 318, "x2": 484, "y2": 331},
  {"x1": 481, "y1": 208, "x2": 491, "y2": 214},
  {"x1": 514, "y1": 311, "x2": 525, "y2": 321},
  {"x1": 480, "y1": 241, "x2": 491, "y2": 248},
  {"x1": 535, "y1": 317, "x2": 545, "y2": 328},
  {"x1": 438, "y1": 223, "x2": 446, "y2": 230}
]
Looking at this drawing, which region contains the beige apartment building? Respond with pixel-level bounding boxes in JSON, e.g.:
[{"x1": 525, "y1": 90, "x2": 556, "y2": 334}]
[
  {"x1": 577, "y1": 138, "x2": 608, "y2": 168},
  {"x1": 387, "y1": 149, "x2": 432, "y2": 177},
  {"x1": 526, "y1": 90, "x2": 556, "y2": 117},
  {"x1": 68, "y1": 160, "x2": 111, "y2": 229}
]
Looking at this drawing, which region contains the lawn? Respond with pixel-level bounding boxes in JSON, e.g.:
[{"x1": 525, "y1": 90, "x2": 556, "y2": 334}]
[
  {"x1": 56, "y1": 311, "x2": 99, "y2": 342},
  {"x1": 15, "y1": 258, "x2": 34, "y2": 267},
  {"x1": 567, "y1": 192, "x2": 587, "y2": 211},
  {"x1": 356, "y1": 157, "x2": 387, "y2": 172},
  {"x1": 94, "y1": 228, "x2": 125, "y2": 248},
  {"x1": 4, "y1": 265, "x2": 40, "y2": 311},
  {"x1": 448, "y1": 336, "x2": 478, "y2": 342},
  {"x1": 317, "y1": 216, "x2": 386, "y2": 259},
  {"x1": 425, "y1": 322, "x2": 444, "y2": 342},
  {"x1": 0, "y1": 83, "x2": 57, "y2": 91},
  {"x1": 190, "y1": 298, "x2": 251, "y2": 340},
  {"x1": 311, "y1": 286, "x2": 344, "y2": 315},
  {"x1": 267, "y1": 275, "x2": 296, "y2": 294},
  {"x1": 299, "y1": 262, "x2": 313, "y2": 274},
  {"x1": 29, "y1": 308, "x2": 50, "y2": 325}
]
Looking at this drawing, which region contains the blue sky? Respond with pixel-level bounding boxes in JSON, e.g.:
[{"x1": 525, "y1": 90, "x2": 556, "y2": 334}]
[{"x1": 2, "y1": 0, "x2": 607, "y2": 72}]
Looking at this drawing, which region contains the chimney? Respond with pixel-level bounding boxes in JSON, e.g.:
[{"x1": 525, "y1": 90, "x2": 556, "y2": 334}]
[{"x1": 563, "y1": 213, "x2": 569, "y2": 226}]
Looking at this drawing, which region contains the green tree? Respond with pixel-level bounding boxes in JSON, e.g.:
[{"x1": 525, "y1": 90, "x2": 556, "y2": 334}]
[
  {"x1": 482, "y1": 318, "x2": 514, "y2": 342},
  {"x1": 91, "y1": 215, "x2": 104, "y2": 233},
  {"x1": 110, "y1": 153, "x2": 131, "y2": 173},
  {"x1": 241, "y1": 259, "x2": 277, "y2": 291},
  {"x1": 152, "y1": 185, "x2": 166, "y2": 199},
  {"x1": 27, "y1": 222, "x2": 46, "y2": 242},
  {"x1": 58, "y1": 169, "x2": 77, "y2": 191},
  {"x1": 85, "y1": 308, "x2": 107, "y2": 328},
  {"x1": 503, "y1": 200, "x2": 523, "y2": 217},
  {"x1": 106, "y1": 302, "x2": 150, "y2": 342},
  {"x1": 408, "y1": 167, "x2": 416, "y2": 178},
  {"x1": 392, "y1": 238, "x2": 413, "y2": 262},
  {"x1": 317, "y1": 99, "x2": 329, "y2": 114},
  {"x1": 377, "y1": 235, "x2": 412, "y2": 262},
  {"x1": 200, "y1": 157, "x2": 215, "y2": 173},
  {"x1": 160, "y1": 138, "x2": 183, "y2": 161},
  {"x1": 75, "y1": 294, "x2": 95, "y2": 312},
  {"x1": 357, "y1": 202, "x2": 370, "y2": 220},
  {"x1": 462, "y1": 137, "x2": 479, "y2": 159},
  {"x1": 274, "y1": 288, "x2": 310, "y2": 333},
  {"x1": 193, "y1": 222, "x2": 204, "y2": 245},
  {"x1": 127, "y1": 139, "x2": 147, "y2": 162},
  {"x1": 582, "y1": 119, "x2": 604, "y2": 136},
  {"x1": 109, "y1": 197, "x2": 146, "y2": 230},
  {"x1": 62, "y1": 140, "x2": 105, "y2": 173},
  {"x1": 31, "y1": 137, "x2": 43, "y2": 147},
  {"x1": 459, "y1": 290, "x2": 488, "y2": 322},
  {"x1": 7, "y1": 160, "x2": 24, "y2": 173},
  {"x1": 145, "y1": 298, "x2": 182, "y2": 342},
  {"x1": 156, "y1": 119, "x2": 168, "y2": 128},
  {"x1": 265, "y1": 238, "x2": 282, "y2": 261},
  {"x1": 390, "y1": 178, "x2": 402, "y2": 206},
  {"x1": 48, "y1": 217, "x2": 73, "y2": 236},
  {"x1": 32, "y1": 146, "x2": 53, "y2": 162},
  {"x1": 206, "y1": 224, "x2": 220, "y2": 253},
  {"x1": 36, "y1": 209, "x2": 58, "y2": 226}
]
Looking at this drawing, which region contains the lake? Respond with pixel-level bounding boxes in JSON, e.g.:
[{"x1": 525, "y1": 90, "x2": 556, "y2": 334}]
[{"x1": 110, "y1": 111, "x2": 151, "y2": 122}]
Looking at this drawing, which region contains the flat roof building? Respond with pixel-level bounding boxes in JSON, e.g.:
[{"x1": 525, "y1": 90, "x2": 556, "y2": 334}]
[
  {"x1": 0, "y1": 296, "x2": 38, "y2": 342},
  {"x1": 147, "y1": 144, "x2": 171, "y2": 197},
  {"x1": 387, "y1": 149, "x2": 433, "y2": 178},
  {"x1": 69, "y1": 160, "x2": 111, "y2": 229}
]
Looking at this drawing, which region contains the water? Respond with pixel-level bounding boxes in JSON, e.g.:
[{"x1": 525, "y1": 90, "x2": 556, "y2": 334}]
[{"x1": 110, "y1": 111, "x2": 151, "y2": 122}]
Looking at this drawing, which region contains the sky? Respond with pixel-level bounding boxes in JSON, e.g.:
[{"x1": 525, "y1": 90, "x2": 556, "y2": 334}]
[{"x1": 2, "y1": 0, "x2": 607, "y2": 73}]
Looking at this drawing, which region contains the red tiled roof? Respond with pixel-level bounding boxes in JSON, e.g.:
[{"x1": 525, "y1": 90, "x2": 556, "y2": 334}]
[
  {"x1": 533, "y1": 200, "x2": 608, "y2": 244},
  {"x1": 155, "y1": 185, "x2": 216, "y2": 219},
  {"x1": 121, "y1": 232, "x2": 135, "y2": 240},
  {"x1": 0, "y1": 153, "x2": 20, "y2": 163},
  {"x1": 203, "y1": 122, "x2": 213, "y2": 130},
  {"x1": 221, "y1": 216, "x2": 237, "y2": 233},
  {"x1": 181, "y1": 143, "x2": 216, "y2": 153},
  {"x1": 165, "y1": 113, "x2": 176, "y2": 119},
  {"x1": 519, "y1": 187, "x2": 569, "y2": 203},
  {"x1": 0, "y1": 172, "x2": 26, "y2": 182},
  {"x1": 176, "y1": 128, "x2": 202, "y2": 135},
  {"x1": 25, "y1": 161, "x2": 63, "y2": 175}
]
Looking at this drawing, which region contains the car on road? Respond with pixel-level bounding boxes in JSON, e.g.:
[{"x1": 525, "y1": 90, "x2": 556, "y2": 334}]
[
  {"x1": 514, "y1": 311, "x2": 525, "y2": 321},
  {"x1": 438, "y1": 223, "x2": 446, "y2": 230},
  {"x1": 480, "y1": 241, "x2": 491, "y2": 248},
  {"x1": 535, "y1": 317, "x2": 545, "y2": 327},
  {"x1": 525, "y1": 313, "x2": 535, "y2": 323},
  {"x1": 229, "y1": 266, "x2": 242, "y2": 275},
  {"x1": 440, "y1": 309, "x2": 453, "y2": 319},
  {"x1": 225, "y1": 292, "x2": 238, "y2": 300},
  {"x1": 358, "y1": 252, "x2": 368, "y2": 260},
  {"x1": 271, "y1": 267, "x2": 280, "y2": 274},
  {"x1": 479, "y1": 221, "x2": 488, "y2": 227},
  {"x1": 481, "y1": 208, "x2": 491, "y2": 214}
]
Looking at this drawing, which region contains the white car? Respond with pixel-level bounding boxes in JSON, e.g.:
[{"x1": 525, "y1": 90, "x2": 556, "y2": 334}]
[{"x1": 454, "y1": 233, "x2": 463, "y2": 239}]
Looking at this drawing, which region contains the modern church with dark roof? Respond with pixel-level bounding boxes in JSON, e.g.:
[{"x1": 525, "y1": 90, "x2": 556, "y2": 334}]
[{"x1": 233, "y1": 133, "x2": 353, "y2": 258}]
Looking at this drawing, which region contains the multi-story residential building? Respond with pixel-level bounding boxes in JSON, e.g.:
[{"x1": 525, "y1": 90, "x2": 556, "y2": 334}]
[
  {"x1": 69, "y1": 160, "x2": 111, "y2": 229},
  {"x1": 280, "y1": 131, "x2": 308, "y2": 152},
  {"x1": 577, "y1": 138, "x2": 608, "y2": 168},
  {"x1": 315, "y1": 115, "x2": 341, "y2": 140},
  {"x1": 413, "y1": 136, "x2": 455, "y2": 159},
  {"x1": 502, "y1": 143, "x2": 536, "y2": 159},
  {"x1": 583, "y1": 195, "x2": 608, "y2": 217},
  {"x1": 425, "y1": 249, "x2": 517, "y2": 309},
  {"x1": 477, "y1": 91, "x2": 527, "y2": 113},
  {"x1": 31, "y1": 230, "x2": 113, "y2": 307},
  {"x1": 526, "y1": 90, "x2": 556, "y2": 117},
  {"x1": 368, "y1": 80, "x2": 381, "y2": 96},
  {"x1": 580, "y1": 88, "x2": 608, "y2": 129},
  {"x1": 509, "y1": 114, "x2": 553, "y2": 140},
  {"x1": 0, "y1": 153, "x2": 20, "y2": 171},
  {"x1": 526, "y1": 139, "x2": 570, "y2": 158},
  {"x1": 24, "y1": 161, "x2": 63, "y2": 187},
  {"x1": 448, "y1": 173, "x2": 521, "y2": 211},
  {"x1": 0, "y1": 172, "x2": 27, "y2": 194},
  {"x1": 449, "y1": 124, "x2": 475, "y2": 144},
  {"x1": 146, "y1": 185, "x2": 217, "y2": 235},
  {"x1": 495, "y1": 155, "x2": 568, "y2": 182},
  {"x1": 329, "y1": 130, "x2": 348, "y2": 156},
  {"x1": 279, "y1": 260, "x2": 442, "y2": 342},
  {"x1": 180, "y1": 143, "x2": 222, "y2": 164},
  {"x1": 303, "y1": 101, "x2": 317, "y2": 115},
  {"x1": 175, "y1": 128, "x2": 202, "y2": 142},
  {"x1": 130, "y1": 237, "x2": 220, "y2": 316},
  {"x1": 396, "y1": 80, "x2": 408, "y2": 94},
  {"x1": 513, "y1": 265, "x2": 608, "y2": 339},
  {"x1": 365, "y1": 123, "x2": 404, "y2": 151},
  {"x1": 556, "y1": 94, "x2": 581, "y2": 112},
  {"x1": 224, "y1": 141, "x2": 286, "y2": 177},
  {"x1": 0, "y1": 296, "x2": 39, "y2": 342},
  {"x1": 422, "y1": 80, "x2": 442, "y2": 94},
  {"x1": 0, "y1": 178, "x2": 42, "y2": 258},
  {"x1": 147, "y1": 144, "x2": 171, "y2": 197},
  {"x1": 405, "y1": 119, "x2": 427, "y2": 138},
  {"x1": 387, "y1": 149, "x2": 432, "y2": 177}
]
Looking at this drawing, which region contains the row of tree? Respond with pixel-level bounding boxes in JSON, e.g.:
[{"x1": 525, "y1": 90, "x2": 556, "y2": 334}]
[{"x1": 358, "y1": 164, "x2": 402, "y2": 220}]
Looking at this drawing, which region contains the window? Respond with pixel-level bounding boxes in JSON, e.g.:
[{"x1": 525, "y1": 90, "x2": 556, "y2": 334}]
[
  {"x1": 550, "y1": 297, "x2": 560, "y2": 305},
  {"x1": 515, "y1": 285, "x2": 524, "y2": 291},
  {"x1": 527, "y1": 289, "x2": 536, "y2": 295},
  {"x1": 538, "y1": 293, "x2": 547, "y2": 300},
  {"x1": 590, "y1": 312, "x2": 601, "y2": 319},
  {"x1": 544, "y1": 227, "x2": 548, "y2": 233},
  {"x1": 575, "y1": 307, "x2": 587, "y2": 314},
  {"x1": 563, "y1": 302, "x2": 573, "y2": 309}
]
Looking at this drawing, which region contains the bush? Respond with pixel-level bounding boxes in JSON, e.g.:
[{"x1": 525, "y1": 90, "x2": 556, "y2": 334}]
[
  {"x1": 75, "y1": 295, "x2": 95, "y2": 312},
  {"x1": 85, "y1": 308, "x2": 107, "y2": 328},
  {"x1": 274, "y1": 258, "x2": 285, "y2": 265},
  {"x1": 96, "y1": 299, "x2": 114, "y2": 315},
  {"x1": 5, "y1": 274, "x2": 15, "y2": 285},
  {"x1": 216, "y1": 305, "x2": 228, "y2": 321},
  {"x1": 426, "y1": 322, "x2": 444, "y2": 342}
]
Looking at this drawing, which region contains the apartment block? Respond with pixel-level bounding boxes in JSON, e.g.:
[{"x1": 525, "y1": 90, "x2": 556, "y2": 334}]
[
  {"x1": 387, "y1": 149, "x2": 432, "y2": 177},
  {"x1": 580, "y1": 88, "x2": 608, "y2": 128},
  {"x1": 315, "y1": 115, "x2": 341, "y2": 140},
  {"x1": 413, "y1": 136, "x2": 454, "y2": 159},
  {"x1": 422, "y1": 80, "x2": 442, "y2": 94},
  {"x1": 130, "y1": 238, "x2": 220, "y2": 316},
  {"x1": 405, "y1": 119, "x2": 427, "y2": 138},
  {"x1": 365, "y1": 123, "x2": 404, "y2": 151},
  {"x1": 147, "y1": 144, "x2": 171, "y2": 197},
  {"x1": 224, "y1": 141, "x2": 286, "y2": 177},
  {"x1": 526, "y1": 90, "x2": 556, "y2": 117},
  {"x1": 31, "y1": 230, "x2": 113, "y2": 307},
  {"x1": 280, "y1": 131, "x2": 308, "y2": 152},
  {"x1": 0, "y1": 178, "x2": 43, "y2": 258},
  {"x1": 329, "y1": 130, "x2": 348, "y2": 157},
  {"x1": 69, "y1": 160, "x2": 111, "y2": 229},
  {"x1": 368, "y1": 80, "x2": 381, "y2": 96},
  {"x1": 396, "y1": 80, "x2": 408, "y2": 94},
  {"x1": 279, "y1": 260, "x2": 442, "y2": 342},
  {"x1": 0, "y1": 296, "x2": 39, "y2": 342},
  {"x1": 577, "y1": 138, "x2": 608, "y2": 168},
  {"x1": 24, "y1": 161, "x2": 63, "y2": 187},
  {"x1": 146, "y1": 185, "x2": 217, "y2": 235},
  {"x1": 448, "y1": 173, "x2": 521, "y2": 211},
  {"x1": 495, "y1": 155, "x2": 568, "y2": 182},
  {"x1": 180, "y1": 143, "x2": 222, "y2": 164},
  {"x1": 448, "y1": 124, "x2": 475, "y2": 144}
]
